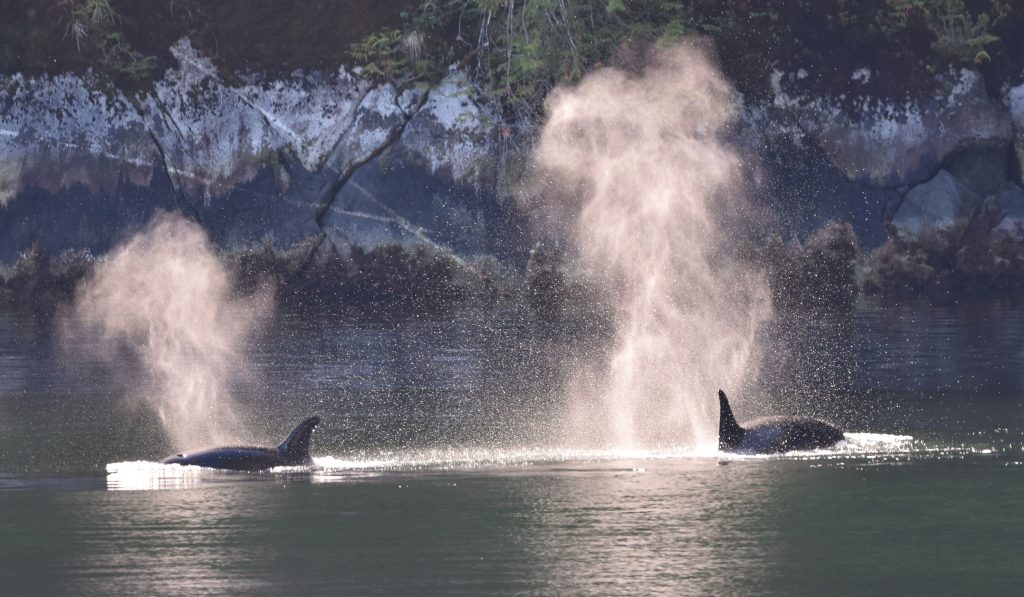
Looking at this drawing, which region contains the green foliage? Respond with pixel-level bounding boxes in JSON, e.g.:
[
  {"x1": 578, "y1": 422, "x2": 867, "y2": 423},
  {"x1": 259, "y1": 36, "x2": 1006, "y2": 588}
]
[
  {"x1": 102, "y1": 31, "x2": 157, "y2": 82},
  {"x1": 58, "y1": 0, "x2": 157, "y2": 83},
  {"x1": 343, "y1": 0, "x2": 1021, "y2": 112},
  {"x1": 347, "y1": 0, "x2": 728, "y2": 118},
  {"x1": 880, "y1": 0, "x2": 1006, "y2": 65},
  {"x1": 931, "y1": 10, "x2": 999, "y2": 64},
  {"x1": 606, "y1": 0, "x2": 627, "y2": 15},
  {"x1": 60, "y1": 0, "x2": 118, "y2": 52},
  {"x1": 350, "y1": 29, "x2": 410, "y2": 80}
]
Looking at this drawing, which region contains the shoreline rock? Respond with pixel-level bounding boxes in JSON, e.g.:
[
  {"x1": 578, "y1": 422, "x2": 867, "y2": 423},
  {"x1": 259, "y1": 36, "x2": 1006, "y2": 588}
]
[
  {"x1": 4, "y1": 42, "x2": 1024, "y2": 301},
  {"x1": 0, "y1": 39, "x2": 514, "y2": 267}
]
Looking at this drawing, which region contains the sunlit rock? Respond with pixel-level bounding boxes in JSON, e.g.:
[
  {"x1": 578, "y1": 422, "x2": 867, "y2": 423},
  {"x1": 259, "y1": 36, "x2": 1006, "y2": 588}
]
[
  {"x1": 394, "y1": 71, "x2": 498, "y2": 187},
  {"x1": 0, "y1": 72, "x2": 177, "y2": 261},
  {"x1": 0, "y1": 71, "x2": 157, "y2": 205},
  {"x1": 0, "y1": 35, "x2": 519, "y2": 266},
  {"x1": 141, "y1": 38, "x2": 372, "y2": 198},
  {"x1": 766, "y1": 69, "x2": 1013, "y2": 188},
  {"x1": 141, "y1": 39, "x2": 277, "y2": 198},
  {"x1": 317, "y1": 71, "x2": 518, "y2": 260},
  {"x1": 313, "y1": 82, "x2": 408, "y2": 193},
  {"x1": 890, "y1": 170, "x2": 978, "y2": 238},
  {"x1": 266, "y1": 81, "x2": 412, "y2": 253}
]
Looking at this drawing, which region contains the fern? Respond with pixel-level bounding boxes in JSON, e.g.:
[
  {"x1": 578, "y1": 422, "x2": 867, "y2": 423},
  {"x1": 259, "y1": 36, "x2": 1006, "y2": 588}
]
[{"x1": 880, "y1": 0, "x2": 1004, "y2": 65}]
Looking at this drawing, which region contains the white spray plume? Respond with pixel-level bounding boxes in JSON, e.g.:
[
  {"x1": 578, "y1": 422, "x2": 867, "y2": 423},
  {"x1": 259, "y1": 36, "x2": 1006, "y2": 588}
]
[
  {"x1": 536, "y1": 44, "x2": 773, "y2": 449},
  {"x1": 67, "y1": 211, "x2": 269, "y2": 449}
]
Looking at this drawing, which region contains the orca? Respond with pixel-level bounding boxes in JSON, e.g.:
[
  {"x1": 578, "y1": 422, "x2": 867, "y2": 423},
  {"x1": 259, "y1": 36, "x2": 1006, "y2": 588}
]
[
  {"x1": 718, "y1": 390, "x2": 842, "y2": 454},
  {"x1": 162, "y1": 417, "x2": 320, "y2": 471}
]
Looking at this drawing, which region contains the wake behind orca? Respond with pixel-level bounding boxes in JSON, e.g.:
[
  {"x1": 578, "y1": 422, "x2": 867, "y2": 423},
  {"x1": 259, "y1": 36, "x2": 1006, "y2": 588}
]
[
  {"x1": 718, "y1": 390, "x2": 843, "y2": 454},
  {"x1": 163, "y1": 417, "x2": 320, "y2": 471}
]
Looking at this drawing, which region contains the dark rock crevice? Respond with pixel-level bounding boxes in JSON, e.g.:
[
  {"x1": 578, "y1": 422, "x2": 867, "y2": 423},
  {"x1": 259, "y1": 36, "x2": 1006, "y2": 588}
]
[
  {"x1": 131, "y1": 95, "x2": 202, "y2": 225},
  {"x1": 312, "y1": 87, "x2": 431, "y2": 222},
  {"x1": 297, "y1": 86, "x2": 433, "y2": 272}
]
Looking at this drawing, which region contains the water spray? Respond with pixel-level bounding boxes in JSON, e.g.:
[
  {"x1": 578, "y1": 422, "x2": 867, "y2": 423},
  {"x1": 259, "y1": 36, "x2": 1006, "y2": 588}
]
[
  {"x1": 65, "y1": 211, "x2": 270, "y2": 448},
  {"x1": 535, "y1": 45, "x2": 773, "y2": 449}
]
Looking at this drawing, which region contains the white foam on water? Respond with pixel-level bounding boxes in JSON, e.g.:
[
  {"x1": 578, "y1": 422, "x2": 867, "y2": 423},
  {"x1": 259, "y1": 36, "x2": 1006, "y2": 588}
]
[
  {"x1": 105, "y1": 447, "x2": 714, "y2": 490},
  {"x1": 715, "y1": 432, "x2": 924, "y2": 461},
  {"x1": 840, "y1": 432, "x2": 916, "y2": 453},
  {"x1": 311, "y1": 446, "x2": 720, "y2": 473},
  {"x1": 108, "y1": 432, "x2": 967, "y2": 490},
  {"x1": 106, "y1": 460, "x2": 219, "y2": 491}
]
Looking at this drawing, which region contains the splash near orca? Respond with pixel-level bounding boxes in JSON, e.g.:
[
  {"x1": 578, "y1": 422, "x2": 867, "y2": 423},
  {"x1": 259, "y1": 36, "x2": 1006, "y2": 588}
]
[
  {"x1": 718, "y1": 390, "x2": 843, "y2": 454},
  {"x1": 163, "y1": 417, "x2": 320, "y2": 471}
]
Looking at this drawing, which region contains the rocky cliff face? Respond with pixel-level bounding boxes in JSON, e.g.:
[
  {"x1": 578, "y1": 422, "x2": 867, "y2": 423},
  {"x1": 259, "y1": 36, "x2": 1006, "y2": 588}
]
[
  {"x1": 745, "y1": 66, "x2": 1024, "y2": 248},
  {"x1": 3, "y1": 40, "x2": 1024, "y2": 292},
  {"x1": 0, "y1": 39, "x2": 518, "y2": 266}
]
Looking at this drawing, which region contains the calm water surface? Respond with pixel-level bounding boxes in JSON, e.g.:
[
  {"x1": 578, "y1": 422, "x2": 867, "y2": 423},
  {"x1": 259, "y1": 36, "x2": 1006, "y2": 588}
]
[{"x1": 1, "y1": 300, "x2": 1022, "y2": 595}]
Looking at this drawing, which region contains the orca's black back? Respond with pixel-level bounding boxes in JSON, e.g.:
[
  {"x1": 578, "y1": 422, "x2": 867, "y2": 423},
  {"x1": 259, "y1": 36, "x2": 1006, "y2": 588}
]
[{"x1": 740, "y1": 416, "x2": 844, "y2": 453}]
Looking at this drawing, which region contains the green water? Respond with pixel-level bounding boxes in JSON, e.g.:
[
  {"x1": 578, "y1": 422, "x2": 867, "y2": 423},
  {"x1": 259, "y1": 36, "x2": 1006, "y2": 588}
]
[
  {"x1": 3, "y1": 457, "x2": 1022, "y2": 595},
  {"x1": 1, "y1": 302, "x2": 1023, "y2": 595}
]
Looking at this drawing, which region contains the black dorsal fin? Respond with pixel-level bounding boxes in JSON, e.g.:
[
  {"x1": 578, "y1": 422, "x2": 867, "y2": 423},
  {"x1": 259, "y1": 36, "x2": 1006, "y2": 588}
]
[
  {"x1": 718, "y1": 390, "x2": 745, "y2": 451},
  {"x1": 277, "y1": 416, "x2": 320, "y2": 463}
]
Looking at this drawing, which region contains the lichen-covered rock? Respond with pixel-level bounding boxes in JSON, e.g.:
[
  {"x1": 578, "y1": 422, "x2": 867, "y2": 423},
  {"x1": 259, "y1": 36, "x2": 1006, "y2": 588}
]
[
  {"x1": 890, "y1": 170, "x2": 978, "y2": 238},
  {"x1": 316, "y1": 71, "x2": 520, "y2": 261},
  {"x1": 312, "y1": 82, "x2": 429, "y2": 253},
  {"x1": 142, "y1": 38, "x2": 372, "y2": 199},
  {"x1": 240, "y1": 70, "x2": 374, "y2": 173},
  {"x1": 389, "y1": 71, "x2": 499, "y2": 187},
  {"x1": 0, "y1": 72, "x2": 157, "y2": 206},
  {"x1": 0, "y1": 72, "x2": 180, "y2": 260},
  {"x1": 317, "y1": 144, "x2": 522, "y2": 262},
  {"x1": 765, "y1": 69, "x2": 1013, "y2": 188},
  {"x1": 313, "y1": 82, "x2": 408, "y2": 196},
  {"x1": 0, "y1": 38, "x2": 519, "y2": 266}
]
